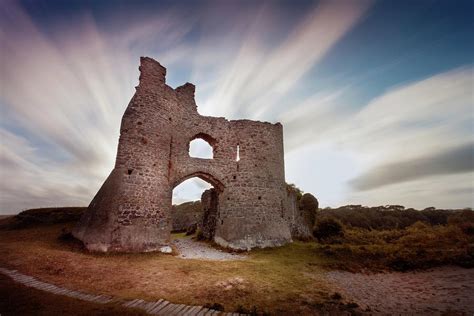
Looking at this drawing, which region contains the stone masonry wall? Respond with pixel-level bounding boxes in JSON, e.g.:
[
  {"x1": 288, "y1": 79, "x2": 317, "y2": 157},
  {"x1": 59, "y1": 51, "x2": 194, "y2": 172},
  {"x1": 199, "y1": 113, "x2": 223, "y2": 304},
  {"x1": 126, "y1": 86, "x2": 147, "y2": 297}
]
[
  {"x1": 199, "y1": 188, "x2": 219, "y2": 240},
  {"x1": 283, "y1": 188, "x2": 314, "y2": 240},
  {"x1": 171, "y1": 201, "x2": 202, "y2": 232},
  {"x1": 73, "y1": 57, "x2": 292, "y2": 252}
]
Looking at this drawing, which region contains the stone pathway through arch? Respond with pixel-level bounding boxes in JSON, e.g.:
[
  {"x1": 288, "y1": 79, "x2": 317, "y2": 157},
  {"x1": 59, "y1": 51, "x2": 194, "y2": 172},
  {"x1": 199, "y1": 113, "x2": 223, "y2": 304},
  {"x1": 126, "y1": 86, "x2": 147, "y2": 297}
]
[
  {"x1": 172, "y1": 236, "x2": 247, "y2": 261},
  {"x1": 0, "y1": 267, "x2": 244, "y2": 315}
]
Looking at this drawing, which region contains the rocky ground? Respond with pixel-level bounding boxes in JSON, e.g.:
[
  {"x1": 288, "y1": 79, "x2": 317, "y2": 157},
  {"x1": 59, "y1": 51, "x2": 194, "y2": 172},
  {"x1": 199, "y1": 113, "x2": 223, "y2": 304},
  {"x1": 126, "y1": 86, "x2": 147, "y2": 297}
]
[
  {"x1": 325, "y1": 266, "x2": 474, "y2": 315},
  {"x1": 172, "y1": 236, "x2": 247, "y2": 261}
]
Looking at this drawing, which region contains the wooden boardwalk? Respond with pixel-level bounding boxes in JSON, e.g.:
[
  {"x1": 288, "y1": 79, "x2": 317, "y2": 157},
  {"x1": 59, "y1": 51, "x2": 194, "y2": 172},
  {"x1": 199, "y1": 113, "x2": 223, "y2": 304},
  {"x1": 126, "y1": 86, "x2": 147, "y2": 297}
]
[{"x1": 0, "y1": 267, "x2": 245, "y2": 315}]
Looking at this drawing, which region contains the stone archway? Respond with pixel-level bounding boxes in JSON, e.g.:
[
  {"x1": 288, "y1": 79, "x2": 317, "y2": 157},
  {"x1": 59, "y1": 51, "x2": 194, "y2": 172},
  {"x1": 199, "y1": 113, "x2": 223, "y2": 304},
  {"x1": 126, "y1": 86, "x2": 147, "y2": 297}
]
[
  {"x1": 73, "y1": 57, "x2": 292, "y2": 252},
  {"x1": 171, "y1": 173, "x2": 222, "y2": 240},
  {"x1": 172, "y1": 171, "x2": 224, "y2": 194}
]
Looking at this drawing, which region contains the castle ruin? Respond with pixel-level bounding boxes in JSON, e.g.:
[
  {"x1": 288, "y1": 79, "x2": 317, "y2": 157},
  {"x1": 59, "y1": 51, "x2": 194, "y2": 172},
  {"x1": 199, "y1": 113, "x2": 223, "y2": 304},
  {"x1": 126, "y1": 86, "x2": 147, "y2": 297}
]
[{"x1": 73, "y1": 57, "x2": 297, "y2": 252}]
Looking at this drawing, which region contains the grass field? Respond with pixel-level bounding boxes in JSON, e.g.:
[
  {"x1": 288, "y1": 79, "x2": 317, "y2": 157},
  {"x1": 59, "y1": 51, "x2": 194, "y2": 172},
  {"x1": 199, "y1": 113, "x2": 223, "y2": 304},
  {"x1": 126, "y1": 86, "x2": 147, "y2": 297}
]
[
  {"x1": 0, "y1": 222, "x2": 357, "y2": 315},
  {"x1": 2, "y1": 207, "x2": 472, "y2": 315}
]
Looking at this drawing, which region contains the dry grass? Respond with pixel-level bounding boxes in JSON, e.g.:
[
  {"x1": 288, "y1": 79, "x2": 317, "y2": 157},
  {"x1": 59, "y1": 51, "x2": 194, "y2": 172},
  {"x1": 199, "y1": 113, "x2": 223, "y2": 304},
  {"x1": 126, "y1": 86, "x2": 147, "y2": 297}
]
[
  {"x1": 317, "y1": 222, "x2": 474, "y2": 272},
  {"x1": 0, "y1": 223, "x2": 347, "y2": 315},
  {"x1": 2, "y1": 208, "x2": 471, "y2": 314}
]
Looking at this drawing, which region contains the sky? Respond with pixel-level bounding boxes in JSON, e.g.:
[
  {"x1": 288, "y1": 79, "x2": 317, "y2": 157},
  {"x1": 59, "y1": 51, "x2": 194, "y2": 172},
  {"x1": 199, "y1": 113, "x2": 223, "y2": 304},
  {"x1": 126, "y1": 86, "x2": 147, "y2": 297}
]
[{"x1": 0, "y1": 0, "x2": 473, "y2": 214}]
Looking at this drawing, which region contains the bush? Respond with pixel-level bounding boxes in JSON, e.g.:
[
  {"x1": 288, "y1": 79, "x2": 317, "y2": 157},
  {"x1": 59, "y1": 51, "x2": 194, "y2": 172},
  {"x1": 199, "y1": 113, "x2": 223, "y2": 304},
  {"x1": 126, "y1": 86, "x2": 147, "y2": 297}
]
[
  {"x1": 286, "y1": 183, "x2": 303, "y2": 200},
  {"x1": 195, "y1": 228, "x2": 205, "y2": 241},
  {"x1": 186, "y1": 223, "x2": 197, "y2": 235},
  {"x1": 317, "y1": 222, "x2": 474, "y2": 271},
  {"x1": 315, "y1": 205, "x2": 473, "y2": 230},
  {"x1": 313, "y1": 217, "x2": 344, "y2": 242},
  {"x1": 330, "y1": 292, "x2": 342, "y2": 300},
  {"x1": 234, "y1": 305, "x2": 263, "y2": 316},
  {"x1": 300, "y1": 193, "x2": 319, "y2": 212},
  {"x1": 204, "y1": 303, "x2": 224, "y2": 311},
  {"x1": 459, "y1": 223, "x2": 474, "y2": 235}
]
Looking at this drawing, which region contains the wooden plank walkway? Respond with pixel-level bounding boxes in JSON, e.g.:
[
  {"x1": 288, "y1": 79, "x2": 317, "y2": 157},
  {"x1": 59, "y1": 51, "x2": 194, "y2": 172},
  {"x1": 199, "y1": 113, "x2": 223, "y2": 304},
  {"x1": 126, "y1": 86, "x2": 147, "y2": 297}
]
[{"x1": 0, "y1": 267, "x2": 245, "y2": 315}]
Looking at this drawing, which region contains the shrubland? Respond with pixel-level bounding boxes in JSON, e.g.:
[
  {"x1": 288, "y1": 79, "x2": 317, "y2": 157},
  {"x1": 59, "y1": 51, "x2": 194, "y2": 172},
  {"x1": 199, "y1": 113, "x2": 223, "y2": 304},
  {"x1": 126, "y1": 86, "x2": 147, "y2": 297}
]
[
  {"x1": 314, "y1": 206, "x2": 474, "y2": 271},
  {"x1": 2, "y1": 203, "x2": 473, "y2": 274}
]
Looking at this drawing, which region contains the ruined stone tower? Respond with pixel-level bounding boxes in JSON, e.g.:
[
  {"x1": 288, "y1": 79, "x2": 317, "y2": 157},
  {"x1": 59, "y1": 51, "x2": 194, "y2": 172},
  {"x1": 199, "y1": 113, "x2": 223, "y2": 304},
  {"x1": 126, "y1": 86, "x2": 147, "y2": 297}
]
[{"x1": 73, "y1": 57, "x2": 292, "y2": 252}]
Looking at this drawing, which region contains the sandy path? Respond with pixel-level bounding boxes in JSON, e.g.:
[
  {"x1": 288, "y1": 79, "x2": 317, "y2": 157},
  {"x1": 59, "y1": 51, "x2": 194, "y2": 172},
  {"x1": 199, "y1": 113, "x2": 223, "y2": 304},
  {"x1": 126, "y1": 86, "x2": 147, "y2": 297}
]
[
  {"x1": 325, "y1": 266, "x2": 474, "y2": 315},
  {"x1": 172, "y1": 237, "x2": 247, "y2": 261}
]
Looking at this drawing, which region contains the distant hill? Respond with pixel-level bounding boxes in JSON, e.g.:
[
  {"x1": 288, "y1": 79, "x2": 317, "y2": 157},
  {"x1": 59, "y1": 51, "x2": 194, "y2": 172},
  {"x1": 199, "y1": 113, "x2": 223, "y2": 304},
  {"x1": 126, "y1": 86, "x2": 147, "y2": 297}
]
[
  {"x1": 0, "y1": 204, "x2": 203, "y2": 232},
  {"x1": 2, "y1": 203, "x2": 471, "y2": 233},
  {"x1": 317, "y1": 205, "x2": 473, "y2": 230},
  {"x1": 0, "y1": 207, "x2": 86, "y2": 229}
]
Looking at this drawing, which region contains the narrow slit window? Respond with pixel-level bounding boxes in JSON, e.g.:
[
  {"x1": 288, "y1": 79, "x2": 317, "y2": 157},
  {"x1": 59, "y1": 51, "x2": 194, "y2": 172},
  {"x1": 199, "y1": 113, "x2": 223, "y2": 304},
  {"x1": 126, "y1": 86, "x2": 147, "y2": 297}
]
[{"x1": 236, "y1": 144, "x2": 240, "y2": 162}]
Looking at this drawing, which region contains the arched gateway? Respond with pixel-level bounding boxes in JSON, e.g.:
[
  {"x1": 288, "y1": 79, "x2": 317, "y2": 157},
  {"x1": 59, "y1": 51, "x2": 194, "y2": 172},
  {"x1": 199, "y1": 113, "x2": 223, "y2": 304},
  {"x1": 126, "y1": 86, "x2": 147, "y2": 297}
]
[{"x1": 73, "y1": 57, "x2": 292, "y2": 252}]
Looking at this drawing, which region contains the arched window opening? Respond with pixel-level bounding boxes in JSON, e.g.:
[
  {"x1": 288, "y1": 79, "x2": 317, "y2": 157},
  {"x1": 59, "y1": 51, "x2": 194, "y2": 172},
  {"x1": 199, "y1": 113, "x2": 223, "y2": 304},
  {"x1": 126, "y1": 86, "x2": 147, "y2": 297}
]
[{"x1": 189, "y1": 138, "x2": 214, "y2": 159}]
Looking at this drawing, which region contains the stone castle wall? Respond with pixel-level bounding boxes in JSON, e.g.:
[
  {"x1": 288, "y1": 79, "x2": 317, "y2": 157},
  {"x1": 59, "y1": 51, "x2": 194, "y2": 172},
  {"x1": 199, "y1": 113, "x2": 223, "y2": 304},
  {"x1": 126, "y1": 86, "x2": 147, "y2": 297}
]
[
  {"x1": 73, "y1": 57, "x2": 292, "y2": 252},
  {"x1": 283, "y1": 189, "x2": 315, "y2": 240},
  {"x1": 170, "y1": 201, "x2": 201, "y2": 232},
  {"x1": 200, "y1": 188, "x2": 218, "y2": 240}
]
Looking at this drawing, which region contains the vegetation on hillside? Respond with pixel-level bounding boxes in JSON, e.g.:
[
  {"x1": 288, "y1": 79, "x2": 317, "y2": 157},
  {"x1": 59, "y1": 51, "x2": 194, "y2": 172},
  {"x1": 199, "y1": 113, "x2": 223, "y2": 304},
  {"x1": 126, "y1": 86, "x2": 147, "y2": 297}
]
[
  {"x1": 314, "y1": 206, "x2": 474, "y2": 271},
  {"x1": 0, "y1": 207, "x2": 86, "y2": 229},
  {"x1": 316, "y1": 204, "x2": 472, "y2": 230}
]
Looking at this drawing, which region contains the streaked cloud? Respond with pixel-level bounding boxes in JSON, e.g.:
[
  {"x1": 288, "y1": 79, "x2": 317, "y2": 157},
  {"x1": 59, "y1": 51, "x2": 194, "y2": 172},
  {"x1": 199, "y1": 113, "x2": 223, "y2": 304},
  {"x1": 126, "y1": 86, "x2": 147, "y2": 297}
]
[
  {"x1": 336, "y1": 67, "x2": 473, "y2": 158},
  {"x1": 0, "y1": 0, "x2": 472, "y2": 213},
  {"x1": 347, "y1": 172, "x2": 474, "y2": 209},
  {"x1": 282, "y1": 66, "x2": 473, "y2": 208},
  {"x1": 204, "y1": 0, "x2": 373, "y2": 119},
  {"x1": 350, "y1": 142, "x2": 474, "y2": 191},
  {"x1": 0, "y1": 128, "x2": 93, "y2": 211}
]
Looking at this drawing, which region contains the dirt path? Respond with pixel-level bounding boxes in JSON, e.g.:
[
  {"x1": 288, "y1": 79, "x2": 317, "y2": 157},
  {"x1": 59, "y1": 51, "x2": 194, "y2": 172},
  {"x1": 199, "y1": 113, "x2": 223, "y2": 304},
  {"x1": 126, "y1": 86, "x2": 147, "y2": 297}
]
[
  {"x1": 172, "y1": 237, "x2": 247, "y2": 261},
  {"x1": 325, "y1": 266, "x2": 474, "y2": 315}
]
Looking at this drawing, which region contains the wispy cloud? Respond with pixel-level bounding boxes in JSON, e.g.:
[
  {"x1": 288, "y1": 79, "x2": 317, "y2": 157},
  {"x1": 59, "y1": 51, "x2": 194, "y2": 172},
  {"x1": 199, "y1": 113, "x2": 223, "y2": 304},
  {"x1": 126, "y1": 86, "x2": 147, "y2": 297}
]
[
  {"x1": 0, "y1": 0, "x2": 472, "y2": 213},
  {"x1": 203, "y1": 0, "x2": 373, "y2": 119},
  {"x1": 279, "y1": 87, "x2": 354, "y2": 151},
  {"x1": 342, "y1": 68, "x2": 474, "y2": 207},
  {"x1": 0, "y1": 2, "x2": 193, "y2": 212},
  {"x1": 350, "y1": 142, "x2": 474, "y2": 191},
  {"x1": 0, "y1": 128, "x2": 92, "y2": 211},
  {"x1": 347, "y1": 172, "x2": 474, "y2": 209},
  {"x1": 282, "y1": 66, "x2": 473, "y2": 208},
  {"x1": 336, "y1": 67, "x2": 474, "y2": 159}
]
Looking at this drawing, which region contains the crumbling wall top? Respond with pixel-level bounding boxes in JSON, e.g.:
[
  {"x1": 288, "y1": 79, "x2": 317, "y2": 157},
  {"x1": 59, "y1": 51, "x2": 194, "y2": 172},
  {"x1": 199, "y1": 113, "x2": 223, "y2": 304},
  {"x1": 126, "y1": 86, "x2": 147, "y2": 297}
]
[{"x1": 138, "y1": 57, "x2": 166, "y2": 86}]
